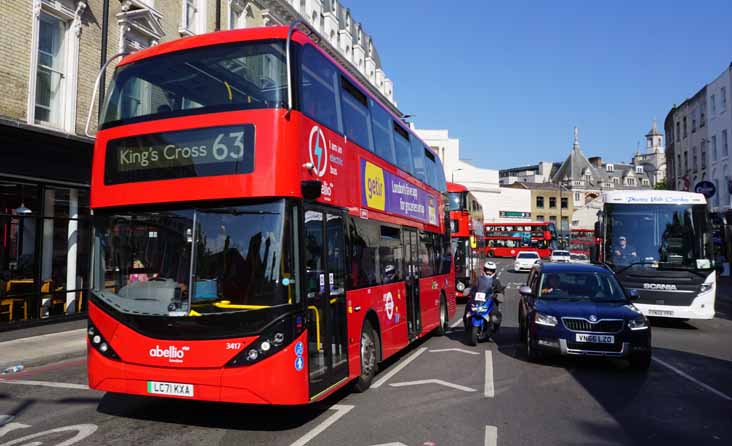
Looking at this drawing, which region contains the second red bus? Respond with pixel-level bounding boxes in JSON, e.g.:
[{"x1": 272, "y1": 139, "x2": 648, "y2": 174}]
[{"x1": 484, "y1": 222, "x2": 557, "y2": 258}]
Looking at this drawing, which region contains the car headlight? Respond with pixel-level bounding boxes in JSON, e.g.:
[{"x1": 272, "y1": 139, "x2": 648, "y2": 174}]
[
  {"x1": 534, "y1": 312, "x2": 558, "y2": 327},
  {"x1": 628, "y1": 316, "x2": 649, "y2": 330},
  {"x1": 456, "y1": 281, "x2": 466, "y2": 292},
  {"x1": 700, "y1": 282, "x2": 713, "y2": 293}
]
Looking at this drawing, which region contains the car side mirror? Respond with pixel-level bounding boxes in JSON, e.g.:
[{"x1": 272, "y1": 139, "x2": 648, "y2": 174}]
[
  {"x1": 519, "y1": 286, "x2": 533, "y2": 296},
  {"x1": 627, "y1": 288, "x2": 639, "y2": 300}
]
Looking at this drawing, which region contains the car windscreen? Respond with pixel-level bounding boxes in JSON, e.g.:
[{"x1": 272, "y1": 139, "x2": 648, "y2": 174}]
[
  {"x1": 553, "y1": 251, "x2": 569, "y2": 256},
  {"x1": 538, "y1": 271, "x2": 626, "y2": 301},
  {"x1": 517, "y1": 253, "x2": 538, "y2": 259},
  {"x1": 101, "y1": 40, "x2": 287, "y2": 129}
]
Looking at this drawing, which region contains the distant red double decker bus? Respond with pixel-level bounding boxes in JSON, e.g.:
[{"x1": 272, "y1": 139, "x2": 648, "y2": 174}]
[
  {"x1": 484, "y1": 222, "x2": 557, "y2": 258},
  {"x1": 447, "y1": 182, "x2": 484, "y2": 296},
  {"x1": 569, "y1": 228, "x2": 598, "y2": 257},
  {"x1": 87, "y1": 23, "x2": 455, "y2": 405}
]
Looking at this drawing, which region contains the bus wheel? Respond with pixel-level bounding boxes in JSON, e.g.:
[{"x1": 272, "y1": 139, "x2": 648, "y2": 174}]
[
  {"x1": 354, "y1": 321, "x2": 378, "y2": 393},
  {"x1": 435, "y1": 295, "x2": 448, "y2": 336},
  {"x1": 487, "y1": 251, "x2": 495, "y2": 258}
]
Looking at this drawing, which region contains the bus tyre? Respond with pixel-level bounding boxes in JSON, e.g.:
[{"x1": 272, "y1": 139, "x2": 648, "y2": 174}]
[
  {"x1": 354, "y1": 321, "x2": 378, "y2": 393},
  {"x1": 630, "y1": 352, "x2": 651, "y2": 371},
  {"x1": 435, "y1": 295, "x2": 448, "y2": 336}
]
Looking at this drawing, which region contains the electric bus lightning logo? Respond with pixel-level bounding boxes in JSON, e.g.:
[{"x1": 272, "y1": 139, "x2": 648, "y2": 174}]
[{"x1": 308, "y1": 126, "x2": 328, "y2": 177}]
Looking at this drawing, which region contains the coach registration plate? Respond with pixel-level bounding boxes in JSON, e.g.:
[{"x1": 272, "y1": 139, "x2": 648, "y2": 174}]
[
  {"x1": 147, "y1": 381, "x2": 194, "y2": 397},
  {"x1": 575, "y1": 334, "x2": 614, "y2": 344}
]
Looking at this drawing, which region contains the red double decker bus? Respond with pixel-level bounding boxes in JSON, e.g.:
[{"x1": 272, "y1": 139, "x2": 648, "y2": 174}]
[
  {"x1": 484, "y1": 222, "x2": 557, "y2": 258},
  {"x1": 86, "y1": 23, "x2": 455, "y2": 405},
  {"x1": 569, "y1": 228, "x2": 596, "y2": 256},
  {"x1": 447, "y1": 182, "x2": 484, "y2": 297}
]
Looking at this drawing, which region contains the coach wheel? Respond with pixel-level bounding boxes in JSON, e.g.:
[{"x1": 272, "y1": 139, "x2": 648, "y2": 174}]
[{"x1": 354, "y1": 321, "x2": 378, "y2": 392}]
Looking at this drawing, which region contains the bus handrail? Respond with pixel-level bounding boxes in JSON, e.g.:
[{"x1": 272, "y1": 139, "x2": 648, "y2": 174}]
[
  {"x1": 84, "y1": 52, "x2": 129, "y2": 137},
  {"x1": 286, "y1": 19, "x2": 322, "y2": 115}
]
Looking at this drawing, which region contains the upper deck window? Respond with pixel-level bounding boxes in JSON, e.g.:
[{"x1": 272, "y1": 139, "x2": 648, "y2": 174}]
[{"x1": 101, "y1": 40, "x2": 287, "y2": 129}]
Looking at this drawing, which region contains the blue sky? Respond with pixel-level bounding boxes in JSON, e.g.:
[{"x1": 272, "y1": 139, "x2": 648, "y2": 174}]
[{"x1": 354, "y1": 0, "x2": 732, "y2": 170}]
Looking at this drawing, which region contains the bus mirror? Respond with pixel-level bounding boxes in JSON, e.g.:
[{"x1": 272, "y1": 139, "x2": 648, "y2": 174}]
[
  {"x1": 627, "y1": 289, "x2": 639, "y2": 300},
  {"x1": 594, "y1": 221, "x2": 604, "y2": 238},
  {"x1": 301, "y1": 180, "x2": 322, "y2": 200}
]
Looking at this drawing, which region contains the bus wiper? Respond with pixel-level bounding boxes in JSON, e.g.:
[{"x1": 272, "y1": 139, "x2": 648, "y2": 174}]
[{"x1": 616, "y1": 260, "x2": 657, "y2": 274}]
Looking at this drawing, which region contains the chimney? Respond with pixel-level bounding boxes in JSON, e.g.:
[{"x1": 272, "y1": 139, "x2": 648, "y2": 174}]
[{"x1": 588, "y1": 156, "x2": 602, "y2": 168}]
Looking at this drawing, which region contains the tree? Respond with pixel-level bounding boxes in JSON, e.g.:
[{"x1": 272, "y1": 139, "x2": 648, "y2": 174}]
[{"x1": 654, "y1": 179, "x2": 668, "y2": 190}]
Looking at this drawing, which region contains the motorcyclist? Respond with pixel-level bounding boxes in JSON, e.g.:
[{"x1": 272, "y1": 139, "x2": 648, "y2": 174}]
[{"x1": 463, "y1": 261, "x2": 505, "y2": 331}]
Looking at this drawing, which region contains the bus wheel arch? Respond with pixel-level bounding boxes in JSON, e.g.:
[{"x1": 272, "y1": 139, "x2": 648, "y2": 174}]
[{"x1": 354, "y1": 313, "x2": 380, "y2": 393}]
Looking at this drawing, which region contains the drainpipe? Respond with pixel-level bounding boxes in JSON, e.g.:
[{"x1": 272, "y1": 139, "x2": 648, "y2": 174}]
[
  {"x1": 215, "y1": 0, "x2": 221, "y2": 31},
  {"x1": 98, "y1": 0, "x2": 109, "y2": 119}
]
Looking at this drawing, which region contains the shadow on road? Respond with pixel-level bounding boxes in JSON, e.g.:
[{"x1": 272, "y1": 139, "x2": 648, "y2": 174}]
[{"x1": 96, "y1": 385, "x2": 351, "y2": 432}]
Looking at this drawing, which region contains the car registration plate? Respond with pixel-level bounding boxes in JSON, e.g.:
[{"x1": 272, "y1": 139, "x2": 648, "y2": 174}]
[
  {"x1": 147, "y1": 381, "x2": 194, "y2": 397},
  {"x1": 648, "y1": 309, "x2": 674, "y2": 317},
  {"x1": 575, "y1": 334, "x2": 614, "y2": 344}
]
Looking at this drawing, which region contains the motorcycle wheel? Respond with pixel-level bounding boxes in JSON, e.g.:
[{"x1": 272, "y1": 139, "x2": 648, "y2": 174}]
[{"x1": 466, "y1": 325, "x2": 479, "y2": 346}]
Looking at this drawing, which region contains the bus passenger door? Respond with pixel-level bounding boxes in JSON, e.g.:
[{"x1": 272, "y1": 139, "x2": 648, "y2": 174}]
[
  {"x1": 402, "y1": 228, "x2": 421, "y2": 338},
  {"x1": 303, "y1": 207, "x2": 349, "y2": 398}
]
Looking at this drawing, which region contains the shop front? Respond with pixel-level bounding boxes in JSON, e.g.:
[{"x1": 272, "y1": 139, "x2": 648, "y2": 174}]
[{"x1": 0, "y1": 120, "x2": 92, "y2": 329}]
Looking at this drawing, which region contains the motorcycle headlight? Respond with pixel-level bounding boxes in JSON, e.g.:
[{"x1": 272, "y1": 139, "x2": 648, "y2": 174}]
[
  {"x1": 534, "y1": 312, "x2": 557, "y2": 327},
  {"x1": 700, "y1": 282, "x2": 713, "y2": 294},
  {"x1": 628, "y1": 316, "x2": 649, "y2": 330},
  {"x1": 456, "y1": 281, "x2": 466, "y2": 292}
]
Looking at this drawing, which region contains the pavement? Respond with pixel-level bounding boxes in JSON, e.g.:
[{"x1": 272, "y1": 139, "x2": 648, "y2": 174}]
[
  {"x1": 0, "y1": 320, "x2": 87, "y2": 370},
  {"x1": 0, "y1": 259, "x2": 730, "y2": 445}
]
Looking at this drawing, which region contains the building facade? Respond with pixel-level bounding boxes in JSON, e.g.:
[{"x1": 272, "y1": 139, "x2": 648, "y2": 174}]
[
  {"x1": 415, "y1": 128, "x2": 532, "y2": 224},
  {"x1": 0, "y1": 0, "x2": 393, "y2": 328},
  {"x1": 706, "y1": 65, "x2": 732, "y2": 212},
  {"x1": 665, "y1": 87, "x2": 709, "y2": 193},
  {"x1": 498, "y1": 161, "x2": 556, "y2": 185},
  {"x1": 506, "y1": 183, "x2": 575, "y2": 232}
]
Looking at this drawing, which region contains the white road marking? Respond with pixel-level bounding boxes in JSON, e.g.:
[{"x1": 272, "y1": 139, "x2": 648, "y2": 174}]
[
  {"x1": 0, "y1": 379, "x2": 90, "y2": 391},
  {"x1": 368, "y1": 443, "x2": 407, "y2": 446},
  {"x1": 372, "y1": 347, "x2": 428, "y2": 389},
  {"x1": 485, "y1": 425, "x2": 498, "y2": 446},
  {"x1": 389, "y1": 379, "x2": 477, "y2": 393},
  {"x1": 0, "y1": 419, "x2": 30, "y2": 438},
  {"x1": 289, "y1": 404, "x2": 354, "y2": 446},
  {"x1": 484, "y1": 351, "x2": 494, "y2": 398},
  {"x1": 429, "y1": 348, "x2": 480, "y2": 355},
  {"x1": 450, "y1": 318, "x2": 464, "y2": 328},
  {"x1": 653, "y1": 357, "x2": 732, "y2": 401}
]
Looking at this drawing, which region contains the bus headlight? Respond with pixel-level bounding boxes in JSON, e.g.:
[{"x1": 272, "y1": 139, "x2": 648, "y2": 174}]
[
  {"x1": 628, "y1": 316, "x2": 649, "y2": 330},
  {"x1": 456, "y1": 281, "x2": 466, "y2": 292},
  {"x1": 87, "y1": 321, "x2": 120, "y2": 360},
  {"x1": 534, "y1": 312, "x2": 558, "y2": 327},
  {"x1": 226, "y1": 313, "x2": 306, "y2": 367}
]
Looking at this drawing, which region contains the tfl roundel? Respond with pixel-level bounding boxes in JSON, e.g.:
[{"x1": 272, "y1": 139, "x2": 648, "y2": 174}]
[{"x1": 308, "y1": 126, "x2": 328, "y2": 177}]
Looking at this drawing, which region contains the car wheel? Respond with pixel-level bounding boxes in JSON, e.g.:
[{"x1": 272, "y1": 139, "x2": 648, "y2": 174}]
[
  {"x1": 354, "y1": 321, "x2": 378, "y2": 392},
  {"x1": 525, "y1": 322, "x2": 542, "y2": 362},
  {"x1": 630, "y1": 351, "x2": 651, "y2": 371}
]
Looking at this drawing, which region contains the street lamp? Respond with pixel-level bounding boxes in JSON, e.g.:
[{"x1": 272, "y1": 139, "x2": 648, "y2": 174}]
[{"x1": 451, "y1": 168, "x2": 463, "y2": 183}]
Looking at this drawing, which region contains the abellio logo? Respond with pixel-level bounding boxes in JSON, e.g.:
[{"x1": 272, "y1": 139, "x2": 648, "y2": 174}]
[{"x1": 149, "y1": 345, "x2": 190, "y2": 363}]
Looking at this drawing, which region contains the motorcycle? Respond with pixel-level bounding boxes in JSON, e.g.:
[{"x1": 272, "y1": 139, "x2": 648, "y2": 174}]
[{"x1": 464, "y1": 289, "x2": 503, "y2": 346}]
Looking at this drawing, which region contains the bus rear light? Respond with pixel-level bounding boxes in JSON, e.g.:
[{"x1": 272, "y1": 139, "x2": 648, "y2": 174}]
[
  {"x1": 87, "y1": 322, "x2": 120, "y2": 360},
  {"x1": 226, "y1": 313, "x2": 305, "y2": 367}
]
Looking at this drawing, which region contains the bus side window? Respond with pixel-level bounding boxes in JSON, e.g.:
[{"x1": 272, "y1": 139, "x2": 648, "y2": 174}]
[
  {"x1": 393, "y1": 122, "x2": 414, "y2": 174},
  {"x1": 340, "y1": 76, "x2": 373, "y2": 151},
  {"x1": 411, "y1": 137, "x2": 427, "y2": 183},
  {"x1": 300, "y1": 45, "x2": 342, "y2": 133},
  {"x1": 369, "y1": 99, "x2": 397, "y2": 165}
]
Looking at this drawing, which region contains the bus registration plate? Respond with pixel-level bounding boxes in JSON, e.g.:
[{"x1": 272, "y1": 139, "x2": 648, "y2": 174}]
[
  {"x1": 147, "y1": 381, "x2": 194, "y2": 397},
  {"x1": 575, "y1": 334, "x2": 614, "y2": 344}
]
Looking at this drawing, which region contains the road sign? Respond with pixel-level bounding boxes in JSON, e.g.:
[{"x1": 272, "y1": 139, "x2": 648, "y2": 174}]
[{"x1": 695, "y1": 181, "x2": 716, "y2": 198}]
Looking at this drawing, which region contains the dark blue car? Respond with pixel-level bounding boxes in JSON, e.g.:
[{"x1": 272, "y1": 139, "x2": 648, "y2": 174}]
[{"x1": 518, "y1": 263, "x2": 652, "y2": 370}]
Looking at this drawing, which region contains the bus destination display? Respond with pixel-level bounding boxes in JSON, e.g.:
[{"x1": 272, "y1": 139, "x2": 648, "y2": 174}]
[{"x1": 105, "y1": 125, "x2": 254, "y2": 184}]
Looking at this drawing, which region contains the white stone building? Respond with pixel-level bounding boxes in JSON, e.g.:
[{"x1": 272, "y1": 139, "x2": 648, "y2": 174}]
[{"x1": 707, "y1": 65, "x2": 732, "y2": 212}]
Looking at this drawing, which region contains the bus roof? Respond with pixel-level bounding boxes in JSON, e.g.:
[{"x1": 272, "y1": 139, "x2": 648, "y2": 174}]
[
  {"x1": 114, "y1": 25, "x2": 437, "y2": 159},
  {"x1": 447, "y1": 182, "x2": 469, "y2": 193},
  {"x1": 603, "y1": 190, "x2": 707, "y2": 205}
]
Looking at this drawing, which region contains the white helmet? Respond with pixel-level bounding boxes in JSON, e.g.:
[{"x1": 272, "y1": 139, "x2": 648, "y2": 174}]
[{"x1": 483, "y1": 261, "x2": 497, "y2": 273}]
